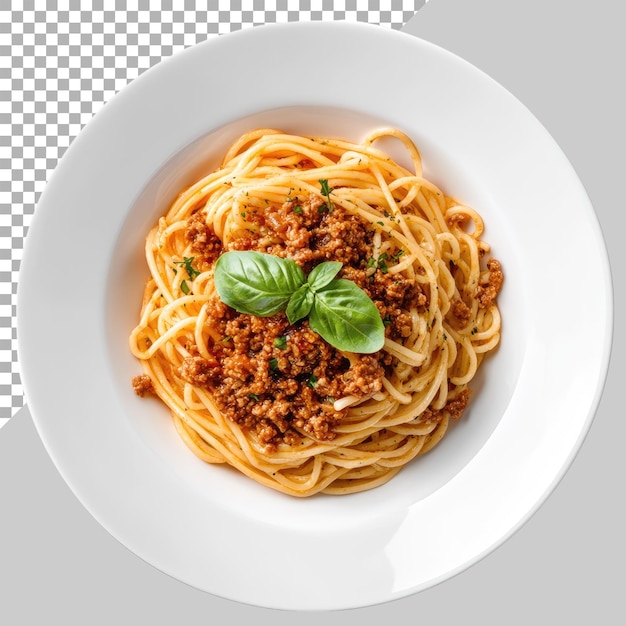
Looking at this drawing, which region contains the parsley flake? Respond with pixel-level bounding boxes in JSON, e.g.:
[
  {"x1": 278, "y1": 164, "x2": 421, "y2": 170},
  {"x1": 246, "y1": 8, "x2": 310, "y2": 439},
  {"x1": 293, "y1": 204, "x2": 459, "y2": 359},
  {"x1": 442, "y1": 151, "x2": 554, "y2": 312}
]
[
  {"x1": 175, "y1": 256, "x2": 200, "y2": 280},
  {"x1": 319, "y1": 179, "x2": 334, "y2": 212},
  {"x1": 274, "y1": 336, "x2": 288, "y2": 350}
]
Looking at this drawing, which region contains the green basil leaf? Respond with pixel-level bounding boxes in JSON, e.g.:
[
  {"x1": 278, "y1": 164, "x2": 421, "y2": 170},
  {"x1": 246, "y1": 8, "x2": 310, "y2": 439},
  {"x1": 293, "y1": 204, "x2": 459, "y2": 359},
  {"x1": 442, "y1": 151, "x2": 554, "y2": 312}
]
[
  {"x1": 214, "y1": 250, "x2": 305, "y2": 316},
  {"x1": 286, "y1": 284, "x2": 315, "y2": 324},
  {"x1": 307, "y1": 261, "x2": 342, "y2": 292},
  {"x1": 308, "y1": 279, "x2": 385, "y2": 353}
]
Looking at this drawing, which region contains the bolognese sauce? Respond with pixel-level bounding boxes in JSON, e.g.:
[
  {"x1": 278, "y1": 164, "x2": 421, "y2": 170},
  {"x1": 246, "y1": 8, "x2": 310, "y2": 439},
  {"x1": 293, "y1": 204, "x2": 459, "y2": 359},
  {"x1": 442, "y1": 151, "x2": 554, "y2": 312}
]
[
  {"x1": 129, "y1": 128, "x2": 505, "y2": 496},
  {"x1": 171, "y1": 193, "x2": 433, "y2": 449}
]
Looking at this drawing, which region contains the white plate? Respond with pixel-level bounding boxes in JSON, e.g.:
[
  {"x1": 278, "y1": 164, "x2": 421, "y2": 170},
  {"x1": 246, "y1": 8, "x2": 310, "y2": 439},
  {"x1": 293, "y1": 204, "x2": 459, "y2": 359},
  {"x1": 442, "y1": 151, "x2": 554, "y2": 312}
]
[{"x1": 17, "y1": 22, "x2": 612, "y2": 610}]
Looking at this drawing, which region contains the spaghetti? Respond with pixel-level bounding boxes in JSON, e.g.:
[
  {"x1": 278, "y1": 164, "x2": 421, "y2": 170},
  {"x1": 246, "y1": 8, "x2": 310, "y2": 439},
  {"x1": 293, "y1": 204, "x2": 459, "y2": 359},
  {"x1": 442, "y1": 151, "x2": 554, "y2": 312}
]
[{"x1": 129, "y1": 128, "x2": 503, "y2": 497}]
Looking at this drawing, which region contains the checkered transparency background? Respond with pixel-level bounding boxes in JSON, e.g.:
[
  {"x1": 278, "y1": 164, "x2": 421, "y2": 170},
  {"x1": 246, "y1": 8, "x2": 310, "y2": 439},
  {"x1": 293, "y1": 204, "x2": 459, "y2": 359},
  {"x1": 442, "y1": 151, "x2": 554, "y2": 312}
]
[{"x1": 0, "y1": 1, "x2": 422, "y2": 426}]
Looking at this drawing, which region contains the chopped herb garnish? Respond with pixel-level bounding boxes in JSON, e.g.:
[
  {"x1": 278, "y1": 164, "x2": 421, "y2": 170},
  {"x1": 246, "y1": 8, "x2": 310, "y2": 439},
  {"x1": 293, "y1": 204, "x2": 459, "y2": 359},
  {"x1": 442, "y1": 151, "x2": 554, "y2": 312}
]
[
  {"x1": 383, "y1": 315, "x2": 392, "y2": 326},
  {"x1": 175, "y1": 256, "x2": 201, "y2": 280},
  {"x1": 274, "y1": 336, "x2": 288, "y2": 350},
  {"x1": 268, "y1": 357, "x2": 279, "y2": 370},
  {"x1": 248, "y1": 393, "x2": 260, "y2": 401},
  {"x1": 307, "y1": 374, "x2": 318, "y2": 388},
  {"x1": 180, "y1": 279, "x2": 190, "y2": 295},
  {"x1": 368, "y1": 253, "x2": 389, "y2": 274},
  {"x1": 319, "y1": 178, "x2": 334, "y2": 212},
  {"x1": 293, "y1": 204, "x2": 303, "y2": 214}
]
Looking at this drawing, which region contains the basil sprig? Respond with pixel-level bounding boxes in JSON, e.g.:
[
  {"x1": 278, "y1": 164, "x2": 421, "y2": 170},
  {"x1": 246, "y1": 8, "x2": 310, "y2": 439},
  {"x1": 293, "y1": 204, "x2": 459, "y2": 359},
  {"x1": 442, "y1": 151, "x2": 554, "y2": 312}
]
[
  {"x1": 213, "y1": 250, "x2": 304, "y2": 316},
  {"x1": 214, "y1": 251, "x2": 385, "y2": 353}
]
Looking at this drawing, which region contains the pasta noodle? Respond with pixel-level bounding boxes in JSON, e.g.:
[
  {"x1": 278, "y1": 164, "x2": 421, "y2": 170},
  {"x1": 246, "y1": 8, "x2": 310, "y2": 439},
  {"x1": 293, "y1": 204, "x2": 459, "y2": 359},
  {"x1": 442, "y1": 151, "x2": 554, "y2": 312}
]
[{"x1": 129, "y1": 128, "x2": 503, "y2": 497}]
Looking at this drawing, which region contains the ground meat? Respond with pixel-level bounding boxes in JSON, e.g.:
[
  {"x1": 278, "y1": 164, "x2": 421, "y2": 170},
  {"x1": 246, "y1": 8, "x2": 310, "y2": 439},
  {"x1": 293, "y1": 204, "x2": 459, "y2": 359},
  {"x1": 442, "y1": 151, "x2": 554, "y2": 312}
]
[
  {"x1": 194, "y1": 310, "x2": 381, "y2": 447},
  {"x1": 185, "y1": 211, "x2": 223, "y2": 268},
  {"x1": 452, "y1": 298, "x2": 472, "y2": 327},
  {"x1": 171, "y1": 191, "x2": 475, "y2": 448},
  {"x1": 371, "y1": 272, "x2": 427, "y2": 339},
  {"x1": 444, "y1": 388, "x2": 472, "y2": 420},
  {"x1": 341, "y1": 355, "x2": 384, "y2": 397},
  {"x1": 132, "y1": 374, "x2": 154, "y2": 397},
  {"x1": 203, "y1": 294, "x2": 232, "y2": 334},
  {"x1": 179, "y1": 355, "x2": 219, "y2": 386},
  {"x1": 309, "y1": 206, "x2": 374, "y2": 267},
  {"x1": 392, "y1": 312, "x2": 413, "y2": 338},
  {"x1": 420, "y1": 389, "x2": 472, "y2": 424},
  {"x1": 238, "y1": 195, "x2": 374, "y2": 274},
  {"x1": 475, "y1": 258, "x2": 503, "y2": 308}
]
